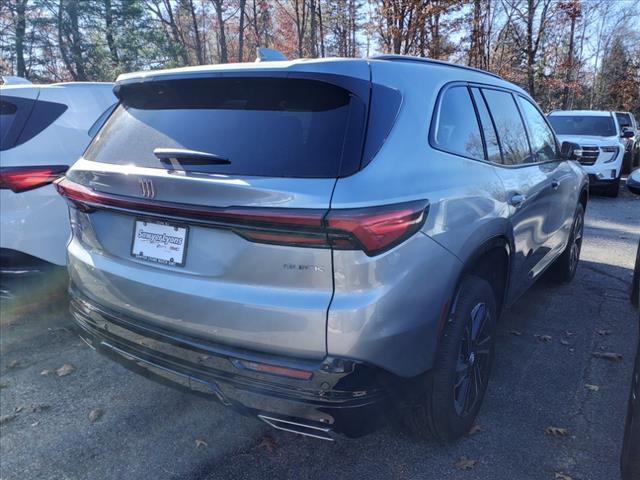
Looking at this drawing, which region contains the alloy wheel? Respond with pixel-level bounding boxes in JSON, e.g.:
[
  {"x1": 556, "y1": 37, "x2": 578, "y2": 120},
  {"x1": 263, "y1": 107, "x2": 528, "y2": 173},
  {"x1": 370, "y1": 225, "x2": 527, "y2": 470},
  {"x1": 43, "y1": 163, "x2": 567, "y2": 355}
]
[
  {"x1": 453, "y1": 302, "x2": 492, "y2": 417},
  {"x1": 569, "y1": 212, "x2": 584, "y2": 275}
]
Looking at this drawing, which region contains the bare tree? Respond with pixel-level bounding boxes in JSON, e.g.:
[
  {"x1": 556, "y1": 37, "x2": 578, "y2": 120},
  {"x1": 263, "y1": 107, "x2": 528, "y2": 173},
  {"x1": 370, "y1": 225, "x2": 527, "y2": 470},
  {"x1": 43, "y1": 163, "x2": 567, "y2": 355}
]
[{"x1": 503, "y1": 0, "x2": 554, "y2": 96}]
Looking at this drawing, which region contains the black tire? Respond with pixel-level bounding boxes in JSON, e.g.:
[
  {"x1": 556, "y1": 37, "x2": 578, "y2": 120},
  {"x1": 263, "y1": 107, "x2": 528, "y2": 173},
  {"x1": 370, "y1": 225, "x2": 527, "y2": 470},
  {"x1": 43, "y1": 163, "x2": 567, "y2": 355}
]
[
  {"x1": 551, "y1": 203, "x2": 584, "y2": 283},
  {"x1": 404, "y1": 275, "x2": 497, "y2": 443},
  {"x1": 621, "y1": 344, "x2": 640, "y2": 480},
  {"x1": 622, "y1": 152, "x2": 632, "y2": 175},
  {"x1": 604, "y1": 175, "x2": 621, "y2": 198}
]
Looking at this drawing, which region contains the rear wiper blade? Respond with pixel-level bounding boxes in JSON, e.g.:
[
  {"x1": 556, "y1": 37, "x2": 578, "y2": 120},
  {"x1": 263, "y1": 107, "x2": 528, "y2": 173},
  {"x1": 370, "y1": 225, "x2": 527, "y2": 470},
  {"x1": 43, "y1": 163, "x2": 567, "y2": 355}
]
[{"x1": 153, "y1": 148, "x2": 231, "y2": 167}]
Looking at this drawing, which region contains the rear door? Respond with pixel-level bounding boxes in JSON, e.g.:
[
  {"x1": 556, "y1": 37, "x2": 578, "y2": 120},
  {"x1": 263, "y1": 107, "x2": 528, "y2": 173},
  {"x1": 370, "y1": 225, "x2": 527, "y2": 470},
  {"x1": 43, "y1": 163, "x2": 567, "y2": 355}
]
[
  {"x1": 472, "y1": 87, "x2": 554, "y2": 300},
  {"x1": 65, "y1": 69, "x2": 370, "y2": 359}
]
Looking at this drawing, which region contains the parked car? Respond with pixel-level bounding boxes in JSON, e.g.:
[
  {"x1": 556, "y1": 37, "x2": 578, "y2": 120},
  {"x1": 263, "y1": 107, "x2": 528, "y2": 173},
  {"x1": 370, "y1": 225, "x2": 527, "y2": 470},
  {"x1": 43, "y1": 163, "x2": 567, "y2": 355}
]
[
  {"x1": 615, "y1": 111, "x2": 640, "y2": 174},
  {"x1": 548, "y1": 110, "x2": 633, "y2": 197},
  {"x1": 0, "y1": 78, "x2": 116, "y2": 268},
  {"x1": 57, "y1": 55, "x2": 588, "y2": 441},
  {"x1": 621, "y1": 169, "x2": 640, "y2": 480}
]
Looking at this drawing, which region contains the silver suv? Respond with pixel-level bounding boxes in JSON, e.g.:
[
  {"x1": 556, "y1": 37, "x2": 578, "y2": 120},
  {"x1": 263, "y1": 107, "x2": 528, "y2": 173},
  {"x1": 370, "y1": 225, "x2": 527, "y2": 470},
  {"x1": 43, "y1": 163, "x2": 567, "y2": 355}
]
[{"x1": 58, "y1": 55, "x2": 588, "y2": 442}]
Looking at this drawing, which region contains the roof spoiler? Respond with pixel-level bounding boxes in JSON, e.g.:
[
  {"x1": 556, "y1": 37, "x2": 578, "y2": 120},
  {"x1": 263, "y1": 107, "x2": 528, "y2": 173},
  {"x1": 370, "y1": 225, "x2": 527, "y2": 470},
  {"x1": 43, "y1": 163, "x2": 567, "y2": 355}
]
[
  {"x1": 255, "y1": 48, "x2": 287, "y2": 63},
  {"x1": 1, "y1": 75, "x2": 33, "y2": 86}
]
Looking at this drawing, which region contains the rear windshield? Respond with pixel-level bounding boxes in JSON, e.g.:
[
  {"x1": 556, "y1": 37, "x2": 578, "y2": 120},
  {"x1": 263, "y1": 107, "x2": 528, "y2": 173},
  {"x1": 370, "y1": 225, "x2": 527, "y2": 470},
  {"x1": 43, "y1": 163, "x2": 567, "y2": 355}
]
[
  {"x1": 85, "y1": 77, "x2": 366, "y2": 178},
  {"x1": 548, "y1": 115, "x2": 617, "y2": 137}
]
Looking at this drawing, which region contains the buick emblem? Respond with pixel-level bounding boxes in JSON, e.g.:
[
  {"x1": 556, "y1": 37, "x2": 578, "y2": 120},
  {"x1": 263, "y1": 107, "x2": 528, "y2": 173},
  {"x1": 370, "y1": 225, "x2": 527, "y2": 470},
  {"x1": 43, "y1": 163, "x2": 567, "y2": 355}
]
[{"x1": 139, "y1": 178, "x2": 155, "y2": 199}]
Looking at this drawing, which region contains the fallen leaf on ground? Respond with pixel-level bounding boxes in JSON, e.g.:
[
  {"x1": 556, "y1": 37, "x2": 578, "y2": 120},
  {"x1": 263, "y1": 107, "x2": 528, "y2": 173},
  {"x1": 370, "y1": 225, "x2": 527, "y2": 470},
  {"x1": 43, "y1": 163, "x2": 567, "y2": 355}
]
[
  {"x1": 7, "y1": 360, "x2": 19, "y2": 369},
  {"x1": 257, "y1": 436, "x2": 278, "y2": 453},
  {"x1": 555, "y1": 473, "x2": 573, "y2": 480},
  {"x1": 0, "y1": 414, "x2": 17, "y2": 426},
  {"x1": 545, "y1": 426, "x2": 568, "y2": 437},
  {"x1": 31, "y1": 421, "x2": 39, "y2": 427},
  {"x1": 56, "y1": 364, "x2": 76, "y2": 377},
  {"x1": 28, "y1": 404, "x2": 50, "y2": 413},
  {"x1": 466, "y1": 424, "x2": 485, "y2": 436},
  {"x1": 88, "y1": 408, "x2": 104, "y2": 422},
  {"x1": 592, "y1": 352, "x2": 623, "y2": 362},
  {"x1": 509, "y1": 330, "x2": 523, "y2": 336},
  {"x1": 535, "y1": 334, "x2": 552, "y2": 343},
  {"x1": 195, "y1": 438, "x2": 208, "y2": 449},
  {"x1": 585, "y1": 384, "x2": 600, "y2": 392},
  {"x1": 595, "y1": 329, "x2": 611, "y2": 336},
  {"x1": 455, "y1": 457, "x2": 477, "y2": 470},
  {"x1": 560, "y1": 339, "x2": 570, "y2": 346},
  {"x1": 40, "y1": 369, "x2": 54, "y2": 376}
]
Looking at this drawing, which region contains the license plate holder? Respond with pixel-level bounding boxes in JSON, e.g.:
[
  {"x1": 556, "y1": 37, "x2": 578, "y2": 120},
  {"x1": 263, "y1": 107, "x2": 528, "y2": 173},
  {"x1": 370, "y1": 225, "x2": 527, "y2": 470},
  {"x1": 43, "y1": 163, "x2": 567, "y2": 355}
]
[{"x1": 131, "y1": 219, "x2": 188, "y2": 267}]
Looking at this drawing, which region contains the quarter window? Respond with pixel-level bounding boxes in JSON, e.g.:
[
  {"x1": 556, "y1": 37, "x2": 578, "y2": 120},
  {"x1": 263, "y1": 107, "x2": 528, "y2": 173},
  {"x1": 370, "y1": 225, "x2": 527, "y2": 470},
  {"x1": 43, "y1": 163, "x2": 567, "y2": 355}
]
[
  {"x1": 431, "y1": 86, "x2": 484, "y2": 161},
  {"x1": 517, "y1": 97, "x2": 557, "y2": 162},
  {"x1": 481, "y1": 89, "x2": 532, "y2": 165}
]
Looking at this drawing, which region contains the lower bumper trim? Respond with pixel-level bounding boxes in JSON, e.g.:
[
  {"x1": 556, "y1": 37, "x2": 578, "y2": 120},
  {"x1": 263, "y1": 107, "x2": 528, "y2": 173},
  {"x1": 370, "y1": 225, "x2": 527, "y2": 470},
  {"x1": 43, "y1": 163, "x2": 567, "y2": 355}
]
[{"x1": 69, "y1": 289, "x2": 390, "y2": 438}]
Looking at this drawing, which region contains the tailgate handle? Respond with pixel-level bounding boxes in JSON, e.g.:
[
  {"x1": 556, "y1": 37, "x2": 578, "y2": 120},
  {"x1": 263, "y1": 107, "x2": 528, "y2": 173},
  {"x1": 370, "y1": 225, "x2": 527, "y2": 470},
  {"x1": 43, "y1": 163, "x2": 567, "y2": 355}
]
[{"x1": 153, "y1": 148, "x2": 231, "y2": 169}]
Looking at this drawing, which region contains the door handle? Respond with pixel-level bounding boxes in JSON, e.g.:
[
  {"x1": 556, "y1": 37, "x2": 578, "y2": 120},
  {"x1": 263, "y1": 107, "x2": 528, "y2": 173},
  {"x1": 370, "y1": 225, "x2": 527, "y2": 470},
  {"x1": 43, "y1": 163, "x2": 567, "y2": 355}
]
[
  {"x1": 509, "y1": 193, "x2": 527, "y2": 208},
  {"x1": 551, "y1": 179, "x2": 560, "y2": 190}
]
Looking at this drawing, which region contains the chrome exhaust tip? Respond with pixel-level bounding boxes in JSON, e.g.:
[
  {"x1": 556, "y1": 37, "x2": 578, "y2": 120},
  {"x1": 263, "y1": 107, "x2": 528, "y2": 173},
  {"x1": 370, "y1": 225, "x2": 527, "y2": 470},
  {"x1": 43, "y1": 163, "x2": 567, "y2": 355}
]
[{"x1": 257, "y1": 415, "x2": 335, "y2": 441}]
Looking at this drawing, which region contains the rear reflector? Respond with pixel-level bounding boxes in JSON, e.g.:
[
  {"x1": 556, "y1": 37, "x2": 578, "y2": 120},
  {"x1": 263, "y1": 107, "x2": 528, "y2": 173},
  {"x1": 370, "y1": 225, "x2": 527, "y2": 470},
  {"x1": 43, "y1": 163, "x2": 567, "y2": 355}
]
[
  {"x1": 234, "y1": 359, "x2": 313, "y2": 380},
  {"x1": 55, "y1": 177, "x2": 429, "y2": 256},
  {"x1": 0, "y1": 165, "x2": 68, "y2": 193}
]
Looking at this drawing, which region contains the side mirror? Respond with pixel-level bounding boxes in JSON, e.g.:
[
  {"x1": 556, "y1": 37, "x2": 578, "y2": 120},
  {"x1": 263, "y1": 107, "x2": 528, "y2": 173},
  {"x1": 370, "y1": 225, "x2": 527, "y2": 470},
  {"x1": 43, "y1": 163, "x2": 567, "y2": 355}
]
[
  {"x1": 622, "y1": 129, "x2": 635, "y2": 139},
  {"x1": 628, "y1": 169, "x2": 640, "y2": 195},
  {"x1": 560, "y1": 141, "x2": 583, "y2": 160}
]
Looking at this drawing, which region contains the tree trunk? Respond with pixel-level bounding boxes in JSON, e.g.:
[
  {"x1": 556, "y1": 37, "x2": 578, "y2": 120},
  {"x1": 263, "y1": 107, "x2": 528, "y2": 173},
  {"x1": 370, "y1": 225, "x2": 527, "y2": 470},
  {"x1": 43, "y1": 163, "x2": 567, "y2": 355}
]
[
  {"x1": 104, "y1": 0, "x2": 119, "y2": 66},
  {"x1": 561, "y1": 6, "x2": 577, "y2": 109},
  {"x1": 14, "y1": 0, "x2": 27, "y2": 77},
  {"x1": 68, "y1": 0, "x2": 87, "y2": 80},
  {"x1": 318, "y1": 0, "x2": 325, "y2": 57},
  {"x1": 526, "y1": 0, "x2": 535, "y2": 96},
  {"x1": 187, "y1": 0, "x2": 204, "y2": 64},
  {"x1": 238, "y1": 0, "x2": 246, "y2": 61},
  {"x1": 57, "y1": 0, "x2": 76, "y2": 79},
  {"x1": 213, "y1": 0, "x2": 228, "y2": 63}
]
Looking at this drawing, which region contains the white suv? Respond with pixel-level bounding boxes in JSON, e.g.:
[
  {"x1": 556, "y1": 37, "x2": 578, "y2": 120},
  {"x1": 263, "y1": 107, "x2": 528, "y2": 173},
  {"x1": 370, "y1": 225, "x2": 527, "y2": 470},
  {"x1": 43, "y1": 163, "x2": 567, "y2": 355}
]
[
  {"x1": 0, "y1": 78, "x2": 116, "y2": 267},
  {"x1": 548, "y1": 110, "x2": 632, "y2": 197}
]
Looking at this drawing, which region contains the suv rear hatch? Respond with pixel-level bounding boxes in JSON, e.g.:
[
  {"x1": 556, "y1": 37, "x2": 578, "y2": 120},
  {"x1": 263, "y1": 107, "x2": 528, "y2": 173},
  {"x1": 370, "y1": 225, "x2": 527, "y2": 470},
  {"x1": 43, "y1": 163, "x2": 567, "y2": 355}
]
[{"x1": 62, "y1": 65, "x2": 371, "y2": 359}]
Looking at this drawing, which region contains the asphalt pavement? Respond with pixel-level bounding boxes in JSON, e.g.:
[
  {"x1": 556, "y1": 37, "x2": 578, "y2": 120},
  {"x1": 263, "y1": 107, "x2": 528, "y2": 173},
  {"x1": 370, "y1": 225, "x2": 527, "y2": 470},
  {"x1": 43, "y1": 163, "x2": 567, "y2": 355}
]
[{"x1": 1, "y1": 186, "x2": 639, "y2": 480}]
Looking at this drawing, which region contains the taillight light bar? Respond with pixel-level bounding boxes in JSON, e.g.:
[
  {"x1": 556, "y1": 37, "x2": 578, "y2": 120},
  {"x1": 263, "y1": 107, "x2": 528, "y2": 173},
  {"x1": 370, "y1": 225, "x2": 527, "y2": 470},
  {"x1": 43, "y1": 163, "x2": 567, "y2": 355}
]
[
  {"x1": 55, "y1": 177, "x2": 429, "y2": 256},
  {"x1": 0, "y1": 165, "x2": 68, "y2": 193}
]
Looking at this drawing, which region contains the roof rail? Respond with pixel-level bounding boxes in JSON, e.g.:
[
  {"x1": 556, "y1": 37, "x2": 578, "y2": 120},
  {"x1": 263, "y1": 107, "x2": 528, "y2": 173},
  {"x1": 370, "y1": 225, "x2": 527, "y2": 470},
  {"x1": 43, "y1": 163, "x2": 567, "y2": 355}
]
[
  {"x1": 370, "y1": 55, "x2": 503, "y2": 80},
  {"x1": 1, "y1": 75, "x2": 33, "y2": 86}
]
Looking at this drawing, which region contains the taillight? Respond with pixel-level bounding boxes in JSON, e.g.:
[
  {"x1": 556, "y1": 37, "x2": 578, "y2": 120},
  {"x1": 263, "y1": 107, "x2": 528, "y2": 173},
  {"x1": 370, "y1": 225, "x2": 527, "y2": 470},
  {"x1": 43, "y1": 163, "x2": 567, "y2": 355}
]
[
  {"x1": 325, "y1": 201, "x2": 429, "y2": 255},
  {"x1": 55, "y1": 177, "x2": 429, "y2": 256},
  {"x1": 0, "y1": 165, "x2": 68, "y2": 193}
]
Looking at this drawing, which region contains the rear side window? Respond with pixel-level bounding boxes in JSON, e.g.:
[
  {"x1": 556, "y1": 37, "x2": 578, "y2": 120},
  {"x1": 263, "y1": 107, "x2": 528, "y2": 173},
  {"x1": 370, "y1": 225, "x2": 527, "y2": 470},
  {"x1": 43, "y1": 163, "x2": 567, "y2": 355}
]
[
  {"x1": 481, "y1": 89, "x2": 532, "y2": 165},
  {"x1": 431, "y1": 86, "x2": 484, "y2": 160},
  {"x1": 0, "y1": 100, "x2": 18, "y2": 148},
  {"x1": 0, "y1": 95, "x2": 67, "y2": 151},
  {"x1": 15, "y1": 99, "x2": 67, "y2": 146},
  {"x1": 517, "y1": 97, "x2": 557, "y2": 162},
  {"x1": 616, "y1": 112, "x2": 632, "y2": 129},
  {"x1": 86, "y1": 77, "x2": 367, "y2": 178}
]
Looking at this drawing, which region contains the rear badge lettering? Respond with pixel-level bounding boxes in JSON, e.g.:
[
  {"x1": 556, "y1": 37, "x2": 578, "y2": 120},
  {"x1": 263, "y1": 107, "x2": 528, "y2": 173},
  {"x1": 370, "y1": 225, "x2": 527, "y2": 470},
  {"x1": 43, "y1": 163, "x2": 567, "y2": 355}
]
[{"x1": 283, "y1": 263, "x2": 325, "y2": 273}]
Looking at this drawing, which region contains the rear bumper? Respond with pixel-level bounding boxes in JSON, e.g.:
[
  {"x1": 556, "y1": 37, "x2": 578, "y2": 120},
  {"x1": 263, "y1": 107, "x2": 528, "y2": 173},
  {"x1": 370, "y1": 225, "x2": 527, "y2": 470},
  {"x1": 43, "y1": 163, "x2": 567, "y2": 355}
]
[{"x1": 69, "y1": 288, "x2": 391, "y2": 439}]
